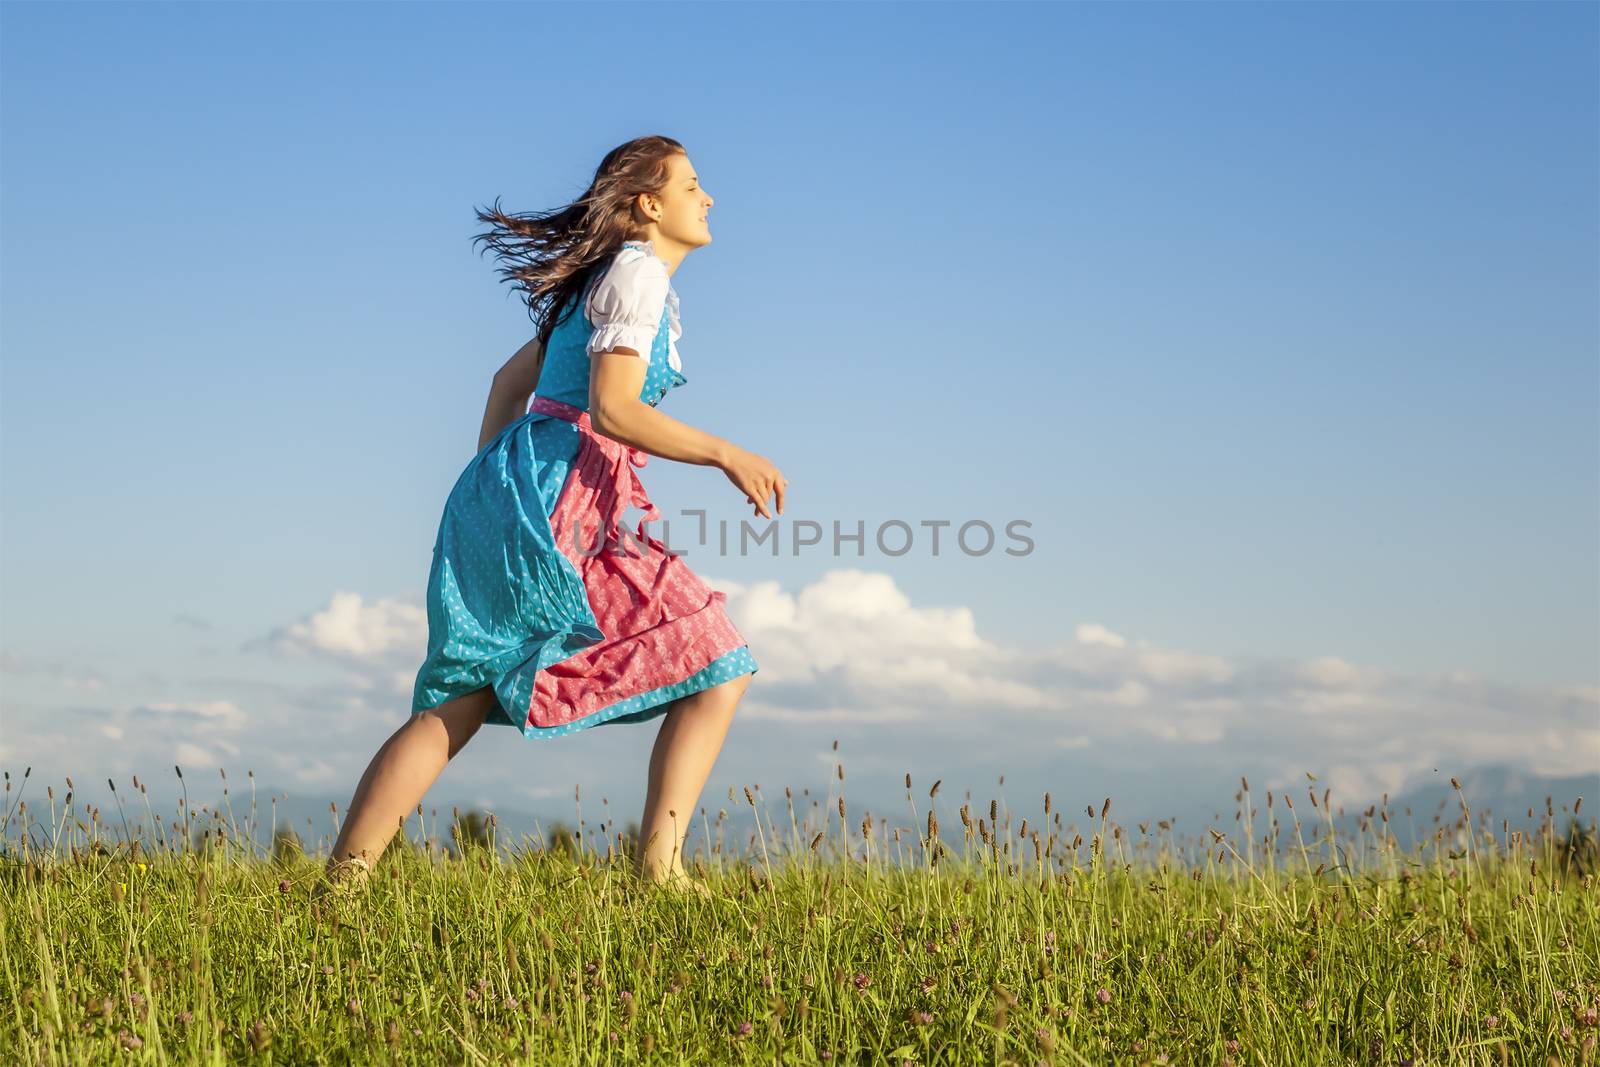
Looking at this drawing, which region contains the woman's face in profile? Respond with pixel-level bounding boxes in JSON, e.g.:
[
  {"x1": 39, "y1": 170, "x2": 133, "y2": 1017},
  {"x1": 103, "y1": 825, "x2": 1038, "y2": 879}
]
[{"x1": 654, "y1": 153, "x2": 714, "y2": 250}]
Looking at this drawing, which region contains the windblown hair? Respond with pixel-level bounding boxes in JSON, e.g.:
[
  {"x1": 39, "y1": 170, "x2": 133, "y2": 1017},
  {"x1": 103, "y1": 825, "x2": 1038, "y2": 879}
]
[{"x1": 471, "y1": 135, "x2": 686, "y2": 348}]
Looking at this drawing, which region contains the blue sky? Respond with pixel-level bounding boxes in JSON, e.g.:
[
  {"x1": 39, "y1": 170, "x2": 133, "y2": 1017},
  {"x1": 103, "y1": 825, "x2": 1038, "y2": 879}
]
[{"x1": 2, "y1": 3, "x2": 1595, "y2": 835}]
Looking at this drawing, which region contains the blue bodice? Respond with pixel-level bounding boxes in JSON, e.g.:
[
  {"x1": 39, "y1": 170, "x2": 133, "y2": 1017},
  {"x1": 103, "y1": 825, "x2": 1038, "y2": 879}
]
[{"x1": 531, "y1": 272, "x2": 688, "y2": 412}]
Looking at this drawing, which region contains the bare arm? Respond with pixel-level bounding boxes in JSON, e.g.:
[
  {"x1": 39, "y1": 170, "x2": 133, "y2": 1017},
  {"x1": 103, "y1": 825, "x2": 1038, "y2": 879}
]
[
  {"x1": 478, "y1": 336, "x2": 546, "y2": 451},
  {"x1": 589, "y1": 347, "x2": 786, "y2": 518},
  {"x1": 589, "y1": 349, "x2": 730, "y2": 467}
]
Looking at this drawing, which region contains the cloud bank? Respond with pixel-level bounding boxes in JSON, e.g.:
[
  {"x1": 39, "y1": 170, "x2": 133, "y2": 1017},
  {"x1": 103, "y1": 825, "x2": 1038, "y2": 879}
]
[{"x1": 2, "y1": 569, "x2": 1594, "y2": 821}]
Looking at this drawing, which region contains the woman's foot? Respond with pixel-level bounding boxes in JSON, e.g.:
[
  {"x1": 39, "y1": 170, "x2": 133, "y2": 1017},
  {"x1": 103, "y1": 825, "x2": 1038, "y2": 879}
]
[
  {"x1": 637, "y1": 865, "x2": 714, "y2": 899},
  {"x1": 310, "y1": 855, "x2": 372, "y2": 911}
]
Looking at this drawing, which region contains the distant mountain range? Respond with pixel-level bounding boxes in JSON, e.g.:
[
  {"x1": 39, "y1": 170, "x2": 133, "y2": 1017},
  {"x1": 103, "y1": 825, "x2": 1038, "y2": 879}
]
[
  {"x1": 1323, "y1": 762, "x2": 1595, "y2": 856},
  {"x1": 6, "y1": 762, "x2": 1590, "y2": 871}
]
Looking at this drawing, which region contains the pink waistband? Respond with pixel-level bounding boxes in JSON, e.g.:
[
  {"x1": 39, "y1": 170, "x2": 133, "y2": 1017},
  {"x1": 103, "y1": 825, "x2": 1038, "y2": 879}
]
[
  {"x1": 528, "y1": 393, "x2": 592, "y2": 431},
  {"x1": 528, "y1": 394, "x2": 661, "y2": 546}
]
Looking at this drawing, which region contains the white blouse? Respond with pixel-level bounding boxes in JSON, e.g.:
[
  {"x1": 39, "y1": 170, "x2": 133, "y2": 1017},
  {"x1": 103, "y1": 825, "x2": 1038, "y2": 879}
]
[{"x1": 584, "y1": 240, "x2": 683, "y2": 373}]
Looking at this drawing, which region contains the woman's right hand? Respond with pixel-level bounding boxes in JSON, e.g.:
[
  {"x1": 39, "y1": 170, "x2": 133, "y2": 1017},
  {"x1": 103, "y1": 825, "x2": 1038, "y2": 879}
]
[{"x1": 720, "y1": 446, "x2": 786, "y2": 518}]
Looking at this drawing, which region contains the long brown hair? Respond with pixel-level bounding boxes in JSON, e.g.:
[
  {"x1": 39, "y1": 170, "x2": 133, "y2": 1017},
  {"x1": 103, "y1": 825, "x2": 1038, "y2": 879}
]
[{"x1": 470, "y1": 135, "x2": 686, "y2": 348}]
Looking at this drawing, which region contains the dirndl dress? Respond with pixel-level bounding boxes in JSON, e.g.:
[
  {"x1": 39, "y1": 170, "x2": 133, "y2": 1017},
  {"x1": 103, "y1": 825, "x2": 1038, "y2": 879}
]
[{"x1": 410, "y1": 240, "x2": 758, "y2": 739}]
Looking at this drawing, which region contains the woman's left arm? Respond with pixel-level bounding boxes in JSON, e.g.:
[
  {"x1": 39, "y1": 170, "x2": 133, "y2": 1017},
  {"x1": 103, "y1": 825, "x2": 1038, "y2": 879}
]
[{"x1": 478, "y1": 336, "x2": 545, "y2": 450}]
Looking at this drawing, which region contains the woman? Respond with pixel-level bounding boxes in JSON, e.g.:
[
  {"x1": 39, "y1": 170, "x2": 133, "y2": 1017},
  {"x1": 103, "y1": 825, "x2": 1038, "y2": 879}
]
[{"x1": 314, "y1": 136, "x2": 786, "y2": 899}]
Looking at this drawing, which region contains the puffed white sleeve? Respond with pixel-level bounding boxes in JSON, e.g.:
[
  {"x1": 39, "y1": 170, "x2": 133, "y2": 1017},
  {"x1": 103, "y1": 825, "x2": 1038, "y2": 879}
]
[{"x1": 585, "y1": 254, "x2": 671, "y2": 364}]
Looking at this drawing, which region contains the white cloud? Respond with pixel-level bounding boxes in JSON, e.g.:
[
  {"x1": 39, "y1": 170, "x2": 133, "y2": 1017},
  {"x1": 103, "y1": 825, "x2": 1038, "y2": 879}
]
[
  {"x1": 713, "y1": 569, "x2": 1598, "y2": 805},
  {"x1": 1104, "y1": 679, "x2": 1150, "y2": 707},
  {"x1": 294, "y1": 760, "x2": 337, "y2": 783},
  {"x1": 175, "y1": 742, "x2": 216, "y2": 769},
  {"x1": 1128, "y1": 644, "x2": 1235, "y2": 686},
  {"x1": 1143, "y1": 716, "x2": 1226, "y2": 745},
  {"x1": 142, "y1": 699, "x2": 248, "y2": 731},
  {"x1": 1321, "y1": 761, "x2": 1414, "y2": 806},
  {"x1": 713, "y1": 571, "x2": 1031, "y2": 713},
  {"x1": 1295, "y1": 656, "x2": 1371, "y2": 687},
  {"x1": 265, "y1": 591, "x2": 427, "y2": 661},
  {"x1": 1075, "y1": 623, "x2": 1126, "y2": 648},
  {"x1": 741, "y1": 699, "x2": 925, "y2": 725}
]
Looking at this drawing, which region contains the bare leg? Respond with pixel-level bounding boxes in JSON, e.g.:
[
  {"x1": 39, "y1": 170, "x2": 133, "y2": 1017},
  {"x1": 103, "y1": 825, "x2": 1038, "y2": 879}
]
[
  {"x1": 634, "y1": 672, "x2": 751, "y2": 883},
  {"x1": 325, "y1": 687, "x2": 499, "y2": 871}
]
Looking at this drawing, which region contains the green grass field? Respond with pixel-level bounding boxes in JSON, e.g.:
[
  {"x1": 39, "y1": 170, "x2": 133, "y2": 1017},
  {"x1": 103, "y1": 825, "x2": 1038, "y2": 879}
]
[{"x1": 2, "y1": 767, "x2": 1595, "y2": 1066}]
